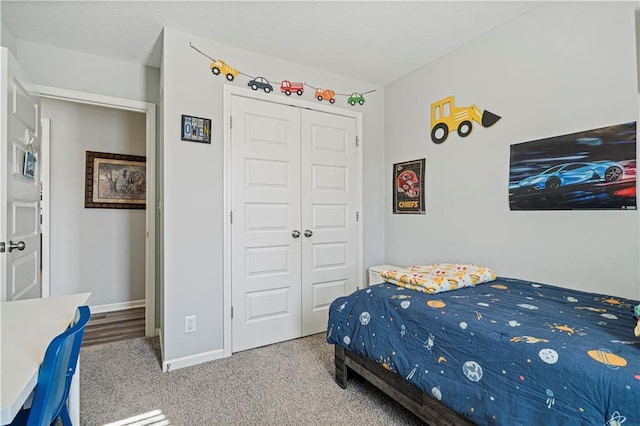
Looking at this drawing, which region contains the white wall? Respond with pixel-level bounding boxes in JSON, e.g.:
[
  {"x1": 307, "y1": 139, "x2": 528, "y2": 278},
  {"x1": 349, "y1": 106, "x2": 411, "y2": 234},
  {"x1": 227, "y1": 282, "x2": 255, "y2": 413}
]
[
  {"x1": 16, "y1": 40, "x2": 160, "y2": 104},
  {"x1": 43, "y1": 98, "x2": 146, "y2": 306},
  {"x1": 0, "y1": 19, "x2": 17, "y2": 58},
  {"x1": 161, "y1": 27, "x2": 385, "y2": 363},
  {"x1": 385, "y1": 2, "x2": 639, "y2": 299}
]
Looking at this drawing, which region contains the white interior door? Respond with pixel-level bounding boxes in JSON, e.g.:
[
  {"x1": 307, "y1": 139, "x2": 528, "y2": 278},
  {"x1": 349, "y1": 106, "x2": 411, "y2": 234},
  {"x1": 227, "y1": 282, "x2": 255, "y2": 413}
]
[
  {"x1": 1, "y1": 48, "x2": 42, "y2": 302},
  {"x1": 231, "y1": 96, "x2": 302, "y2": 352},
  {"x1": 301, "y1": 110, "x2": 358, "y2": 335}
]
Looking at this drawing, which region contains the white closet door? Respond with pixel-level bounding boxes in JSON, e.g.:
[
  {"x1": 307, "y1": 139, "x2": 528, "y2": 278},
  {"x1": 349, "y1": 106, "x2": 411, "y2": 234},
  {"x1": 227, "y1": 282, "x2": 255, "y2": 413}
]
[
  {"x1": 300, "y1": 110, "x2": 358, "y2": 335},
  {"x1": 231, "y1": 96, "x2": 302, "y2": 352}
]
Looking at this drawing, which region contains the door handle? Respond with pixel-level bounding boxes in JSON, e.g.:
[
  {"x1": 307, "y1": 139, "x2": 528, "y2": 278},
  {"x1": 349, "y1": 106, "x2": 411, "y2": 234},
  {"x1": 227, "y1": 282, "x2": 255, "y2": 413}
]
[
  {"x1": 304, "y1": 230, "x2": 313, "y2": 238},
  {"x1": 8, "y1": 240, "x2": 26, "y2": 252},
  {"x1": 291, "y1": 230, "x2": 301, "y2": 239}
]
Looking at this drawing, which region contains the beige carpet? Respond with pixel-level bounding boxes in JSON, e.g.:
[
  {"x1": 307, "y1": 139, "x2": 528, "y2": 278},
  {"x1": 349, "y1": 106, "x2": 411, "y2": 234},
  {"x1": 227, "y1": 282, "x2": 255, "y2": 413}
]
[{"x1": 79, "y1": 333, "x2": 425, "y2": 425}]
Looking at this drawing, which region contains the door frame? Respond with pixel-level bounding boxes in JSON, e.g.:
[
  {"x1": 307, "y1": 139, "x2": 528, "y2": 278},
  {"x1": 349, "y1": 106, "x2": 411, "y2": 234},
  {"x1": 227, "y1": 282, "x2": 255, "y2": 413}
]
[
  {"x1": 222, "y1": 85, "x2": 363, "y2": 357},
  {"x1": 41, "y1": 118, "x2": 51, "y2": 297},
  {"x1": 36, "y1": 85, "x2": 157, "y2": 337}
]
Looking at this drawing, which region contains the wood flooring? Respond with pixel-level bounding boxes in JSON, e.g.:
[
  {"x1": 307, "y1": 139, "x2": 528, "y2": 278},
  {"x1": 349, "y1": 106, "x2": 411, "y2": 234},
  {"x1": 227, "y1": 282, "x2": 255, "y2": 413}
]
[{"x1": 83, "y1": 307, "x2": 145, "y2": 347}]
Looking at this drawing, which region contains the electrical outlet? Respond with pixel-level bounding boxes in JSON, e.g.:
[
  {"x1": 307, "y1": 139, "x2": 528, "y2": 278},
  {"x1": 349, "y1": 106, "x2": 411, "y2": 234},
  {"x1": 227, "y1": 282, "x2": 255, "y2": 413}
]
[{"x1": 185, "y1": 315, "x2": 196, "y2": 333}]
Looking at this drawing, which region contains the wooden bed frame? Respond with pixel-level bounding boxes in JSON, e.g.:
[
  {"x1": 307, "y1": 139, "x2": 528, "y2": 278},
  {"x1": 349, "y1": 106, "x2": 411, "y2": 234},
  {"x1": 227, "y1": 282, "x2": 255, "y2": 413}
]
[{"x1": 334, "y1": 345, "x2": 475, "y2": 426}]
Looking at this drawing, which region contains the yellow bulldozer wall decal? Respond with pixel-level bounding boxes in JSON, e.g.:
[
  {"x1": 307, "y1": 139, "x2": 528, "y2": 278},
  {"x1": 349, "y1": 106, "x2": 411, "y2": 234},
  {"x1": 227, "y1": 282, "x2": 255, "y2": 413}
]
[{"x1": 430, "y1": 96, "x2": 501, "y2": 144}]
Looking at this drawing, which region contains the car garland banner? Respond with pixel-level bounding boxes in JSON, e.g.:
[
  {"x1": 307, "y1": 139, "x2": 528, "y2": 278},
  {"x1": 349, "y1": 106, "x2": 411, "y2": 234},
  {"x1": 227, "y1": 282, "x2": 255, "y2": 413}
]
[
  {"x1": 393, "y1": 158, "x2": 426, "y2": 214},
  {"x1": 190, "y1": 43, "x2": 376, "y2": 106},
  {"x1": 508, "y1": 121, "x2": 637, "y2": 211}
]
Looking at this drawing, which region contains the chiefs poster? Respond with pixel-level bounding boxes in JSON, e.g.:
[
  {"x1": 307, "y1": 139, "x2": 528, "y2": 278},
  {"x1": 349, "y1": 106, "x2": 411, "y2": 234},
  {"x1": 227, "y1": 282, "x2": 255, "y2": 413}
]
[{"x1": 393, "y1": 158, "x2": 425, "y2": 214}]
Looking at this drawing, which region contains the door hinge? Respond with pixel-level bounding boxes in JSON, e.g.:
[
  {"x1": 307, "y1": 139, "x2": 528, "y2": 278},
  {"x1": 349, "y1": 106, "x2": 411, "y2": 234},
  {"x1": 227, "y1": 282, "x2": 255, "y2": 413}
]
[
  {"x1": 0, "y1": 242, "x2": 4, "y2": 253},
  {"x1": 356, "y1": 211, "x2": 359, "y2": 222},
  {"x1": 230, "y1": 116, "x2": 232, "y2": 129},
  {"x1": 231, "y1": 306, "x2": 234, "y2": 319},
  {"x1": 230, "y1": 211, "x2": 233, "y2": 224},
  {"x1": 355, "y1": 136, "x2": 360, "y2": 147}
]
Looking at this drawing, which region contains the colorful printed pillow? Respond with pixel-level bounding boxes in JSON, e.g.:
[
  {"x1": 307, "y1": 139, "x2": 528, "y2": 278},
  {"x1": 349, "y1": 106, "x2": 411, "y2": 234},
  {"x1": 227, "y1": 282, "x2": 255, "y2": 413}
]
[{"x1": 380, "y1": 263, "x2": 496, "y2": 294}]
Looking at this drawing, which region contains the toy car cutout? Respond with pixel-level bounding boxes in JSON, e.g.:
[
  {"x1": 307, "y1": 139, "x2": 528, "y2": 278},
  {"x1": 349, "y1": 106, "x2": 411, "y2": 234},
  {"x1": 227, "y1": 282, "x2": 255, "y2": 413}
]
[
  {"x1": 210, "y1": 59, "x2": 240, "y2": 81},
  {"x1": 512, "y1": 161, "x2": 624, "y2": 191},
  {"x1": 315, "y1": 88, "x2": 335, "y2": 104},
  {"x1": 248, "y1": 77, "x2": 273, "y2": 93},
  {"x1": 280, "y1": 80, "x2": 304, "y2": 96},
  {"x1": 347, "y1": 92, "x2": 365, "y2": 106}
]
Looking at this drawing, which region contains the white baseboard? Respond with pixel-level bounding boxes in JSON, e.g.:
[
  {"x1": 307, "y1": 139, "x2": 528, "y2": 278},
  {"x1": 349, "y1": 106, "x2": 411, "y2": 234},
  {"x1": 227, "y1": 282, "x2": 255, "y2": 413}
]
[
  {"x1": 158, "y1": 330, "x2": 164, "y2": 367},
  {"x1": 90, "y1": 299, "x2": 145, "y2": 314},
  {"x1": 162, "y1": 348, "x2": 224, "y2": 372}
]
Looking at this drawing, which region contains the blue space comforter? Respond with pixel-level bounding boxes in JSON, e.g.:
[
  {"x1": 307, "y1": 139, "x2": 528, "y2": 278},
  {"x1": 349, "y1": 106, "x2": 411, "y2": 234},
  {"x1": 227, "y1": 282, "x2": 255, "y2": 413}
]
[{"x1": 326, "y1": 277, "x2": 640, "y2": 425}]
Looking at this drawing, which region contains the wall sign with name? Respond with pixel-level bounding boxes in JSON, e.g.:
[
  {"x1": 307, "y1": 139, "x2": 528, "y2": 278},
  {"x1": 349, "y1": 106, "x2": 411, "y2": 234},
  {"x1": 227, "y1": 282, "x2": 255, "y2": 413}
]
[{"x1": 181, "y1": 114, "x2": 212, "y2": 143}]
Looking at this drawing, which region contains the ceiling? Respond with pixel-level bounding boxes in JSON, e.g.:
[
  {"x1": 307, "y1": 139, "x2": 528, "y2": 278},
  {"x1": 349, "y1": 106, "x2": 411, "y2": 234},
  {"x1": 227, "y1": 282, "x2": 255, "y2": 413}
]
[{"x1": 1, "y1": 1, "x2": 541, "y2": 85}]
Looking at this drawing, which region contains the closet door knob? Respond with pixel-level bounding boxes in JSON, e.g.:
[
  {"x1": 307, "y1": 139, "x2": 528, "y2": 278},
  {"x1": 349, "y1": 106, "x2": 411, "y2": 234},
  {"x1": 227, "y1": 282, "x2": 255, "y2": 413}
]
[
  {"x1": 304, "y1": 230, "x2": 313, "y2": 238},
  {"x1": 8, "y1": 240, "x2": 26, "y2": 252},
  {"x1": 291, "y1": 230, "x2": 301, "y2": 238}
]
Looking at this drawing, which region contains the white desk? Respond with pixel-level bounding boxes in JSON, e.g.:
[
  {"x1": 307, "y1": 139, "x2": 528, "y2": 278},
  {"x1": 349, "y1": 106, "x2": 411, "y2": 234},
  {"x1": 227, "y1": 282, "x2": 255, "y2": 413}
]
[{"x1": 0, "y1": 293, "x2": 91, "y2": 425}]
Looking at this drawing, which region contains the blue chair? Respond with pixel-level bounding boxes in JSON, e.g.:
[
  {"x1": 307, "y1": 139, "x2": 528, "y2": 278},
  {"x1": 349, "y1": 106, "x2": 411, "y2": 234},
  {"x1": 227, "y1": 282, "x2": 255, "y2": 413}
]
[{"x1": 11, "y1": 305, "x2": 91, "y2": 426}]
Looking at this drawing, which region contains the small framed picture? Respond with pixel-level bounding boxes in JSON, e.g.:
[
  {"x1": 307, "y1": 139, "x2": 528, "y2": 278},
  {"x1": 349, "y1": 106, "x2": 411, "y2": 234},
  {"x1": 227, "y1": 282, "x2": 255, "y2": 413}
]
[
  {"x1": 393, "y1": 158, "x2": 426, "y2": 214},
  {"x1": 23, "y1": 151, "x2": 36, "y2": 179},
  {"x1": 85, "y1": 151, "x2": 146, "y2": 209},
  {"x1": 181, "y1": 114, "x2": 211, "y2": 143}
]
